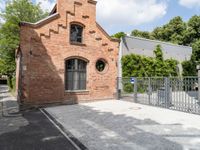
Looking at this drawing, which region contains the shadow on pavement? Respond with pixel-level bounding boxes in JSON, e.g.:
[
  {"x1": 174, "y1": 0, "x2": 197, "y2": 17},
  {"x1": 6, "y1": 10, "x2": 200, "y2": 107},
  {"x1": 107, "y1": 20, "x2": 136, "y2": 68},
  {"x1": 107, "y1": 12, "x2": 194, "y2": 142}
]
[
  {"x1": 0, "y1": 110, "x2": 77, "y2": 150},
  {"x1": 45, "y1": 103, "x2": 200, "y2": 150}
]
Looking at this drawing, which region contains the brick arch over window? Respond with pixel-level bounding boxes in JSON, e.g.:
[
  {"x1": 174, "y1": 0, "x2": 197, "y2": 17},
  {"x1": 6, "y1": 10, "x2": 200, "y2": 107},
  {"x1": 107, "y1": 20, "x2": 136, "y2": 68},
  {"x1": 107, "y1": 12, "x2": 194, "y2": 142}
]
[
  {"x1": 70, "y1": 22, "x2": 85, "y2": 44},
  {"x1": 65, "y1": 57, "x2": 88, "y2": 91}
]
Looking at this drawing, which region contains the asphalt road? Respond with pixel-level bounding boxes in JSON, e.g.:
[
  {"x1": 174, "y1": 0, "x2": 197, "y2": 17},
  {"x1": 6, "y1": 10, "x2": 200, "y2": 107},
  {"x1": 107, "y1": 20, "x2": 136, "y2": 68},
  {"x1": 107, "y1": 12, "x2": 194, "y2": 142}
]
[
  {"x1": 0, "y1": 110, "x2": 80, "y2": 150},
  {"x1": 0, "y1": 84, "x2": 81, "y2": 150}
]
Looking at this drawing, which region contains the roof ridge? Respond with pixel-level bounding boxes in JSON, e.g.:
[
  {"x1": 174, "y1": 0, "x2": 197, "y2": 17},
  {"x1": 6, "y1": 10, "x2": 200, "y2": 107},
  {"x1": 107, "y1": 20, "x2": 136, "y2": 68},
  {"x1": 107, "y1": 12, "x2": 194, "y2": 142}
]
[
  {"x1": 20, "y1": 13, "x2": 60, "y2": 28},
  {"x1": 125, "y1": 35, "x2": 192, "y2": 49}
]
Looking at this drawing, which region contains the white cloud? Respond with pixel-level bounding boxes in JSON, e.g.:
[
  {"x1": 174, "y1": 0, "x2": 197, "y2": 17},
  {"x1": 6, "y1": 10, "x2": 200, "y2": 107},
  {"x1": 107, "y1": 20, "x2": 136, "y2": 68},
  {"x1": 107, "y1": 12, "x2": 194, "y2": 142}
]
[
  {"x1": 96, "y1": 0, "x2": 168, "y2": 26},
  {"x1": 179, "y1": 0, "x2": 200, "y2": 8},
  {"x1": 35, "y1": 0, "x2": 55, "y2": 12}
]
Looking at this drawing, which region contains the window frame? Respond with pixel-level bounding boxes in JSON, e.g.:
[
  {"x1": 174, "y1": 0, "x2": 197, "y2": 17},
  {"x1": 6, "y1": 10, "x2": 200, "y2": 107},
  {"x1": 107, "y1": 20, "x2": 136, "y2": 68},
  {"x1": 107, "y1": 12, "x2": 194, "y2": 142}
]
[
  {"x1": 69, "y1": 22, "x2": 85, "y2": 45},
  {"x1": 65, "y1": 58, "x2": 88, "y2": 92},
  {"x1": 95, "y1": 58, "x2": 109, "y2": 74}
]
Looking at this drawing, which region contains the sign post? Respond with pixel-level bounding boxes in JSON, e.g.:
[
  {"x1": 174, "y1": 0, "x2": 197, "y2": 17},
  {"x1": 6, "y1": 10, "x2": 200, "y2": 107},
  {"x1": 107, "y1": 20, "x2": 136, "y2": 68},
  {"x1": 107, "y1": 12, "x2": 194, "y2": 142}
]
[
  {"x1": 130, "y1": 77, "x2": 138, "y2": 102},
  {"x1": 130, "y1": 77, "x2": 135, "y2": 84}
]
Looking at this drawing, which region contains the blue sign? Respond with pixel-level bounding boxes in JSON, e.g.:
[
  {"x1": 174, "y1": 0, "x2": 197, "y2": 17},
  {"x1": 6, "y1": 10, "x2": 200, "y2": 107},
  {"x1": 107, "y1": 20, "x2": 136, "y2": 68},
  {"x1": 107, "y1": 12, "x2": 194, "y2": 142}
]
[{"x1": 130, "y1": 77, "x2": 135, "y2": 84}]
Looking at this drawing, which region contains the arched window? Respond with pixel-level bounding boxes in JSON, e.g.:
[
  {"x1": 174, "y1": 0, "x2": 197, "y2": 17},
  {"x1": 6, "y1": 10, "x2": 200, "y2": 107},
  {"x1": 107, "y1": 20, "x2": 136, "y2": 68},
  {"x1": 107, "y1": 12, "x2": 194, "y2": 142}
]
[
  {"x1": 70, "y1": 24, "x2": 83, "y2": 43},
  {"x1": 65, "y1": 59, "x2": 87, "y2": 91}
]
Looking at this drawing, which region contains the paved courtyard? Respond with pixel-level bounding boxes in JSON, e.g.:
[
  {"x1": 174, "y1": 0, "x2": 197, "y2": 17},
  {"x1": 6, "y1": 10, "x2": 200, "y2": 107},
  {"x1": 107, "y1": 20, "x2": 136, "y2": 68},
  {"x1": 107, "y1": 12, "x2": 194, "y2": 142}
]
[{"x1": 46, "y1": 100, "x2": 200, "y2": 150}]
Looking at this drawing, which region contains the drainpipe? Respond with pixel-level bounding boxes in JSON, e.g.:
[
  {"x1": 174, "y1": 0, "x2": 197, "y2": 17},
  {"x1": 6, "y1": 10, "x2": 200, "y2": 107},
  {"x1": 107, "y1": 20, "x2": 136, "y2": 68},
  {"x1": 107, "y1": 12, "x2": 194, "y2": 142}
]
[{"x1": 117, "y1": 37, "x2": 123, "y2": 100}]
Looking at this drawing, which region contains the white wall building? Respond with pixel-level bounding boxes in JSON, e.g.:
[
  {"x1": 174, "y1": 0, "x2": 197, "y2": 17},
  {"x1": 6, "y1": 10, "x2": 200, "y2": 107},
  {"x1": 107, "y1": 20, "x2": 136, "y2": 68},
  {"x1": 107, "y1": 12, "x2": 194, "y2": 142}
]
[{"x1": 118, "y1": 36, "x2": 193, "y2": 78}]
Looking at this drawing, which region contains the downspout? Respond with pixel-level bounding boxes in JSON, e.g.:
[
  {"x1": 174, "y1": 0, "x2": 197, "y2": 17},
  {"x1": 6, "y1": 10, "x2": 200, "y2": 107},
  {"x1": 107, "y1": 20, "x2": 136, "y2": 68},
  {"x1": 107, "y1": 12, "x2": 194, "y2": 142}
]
[
  {"x1": 17, "y1": 48, "x2": 23, "y2": 105},
  {"x1": 118, "y1": 37, "x2": 123, "y2": 89}
]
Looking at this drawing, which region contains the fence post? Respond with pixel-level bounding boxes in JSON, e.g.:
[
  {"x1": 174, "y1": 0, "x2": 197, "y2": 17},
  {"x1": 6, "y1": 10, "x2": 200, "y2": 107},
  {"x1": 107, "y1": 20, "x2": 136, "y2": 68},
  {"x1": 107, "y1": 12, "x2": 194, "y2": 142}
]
[
  {"x1": 165, "y1": 77, "x2": 170, "y2": 108},
  {"x1": 134, "y1": 77, "x2": 138, "y2": 103},
  {"x1": 148, "y1": 77, "x2": 151, "y2": 104},
  {"x1": 198, "y1": 70, "x2": 200, "y2": 101}
]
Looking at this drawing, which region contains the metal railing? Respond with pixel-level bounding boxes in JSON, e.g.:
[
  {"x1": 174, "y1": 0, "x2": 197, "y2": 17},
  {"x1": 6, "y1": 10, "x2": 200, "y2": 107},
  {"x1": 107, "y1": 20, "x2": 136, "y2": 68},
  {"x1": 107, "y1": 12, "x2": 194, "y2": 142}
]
[{"x1": 117, "y1": 77, "x2": 200, "y2": 115}]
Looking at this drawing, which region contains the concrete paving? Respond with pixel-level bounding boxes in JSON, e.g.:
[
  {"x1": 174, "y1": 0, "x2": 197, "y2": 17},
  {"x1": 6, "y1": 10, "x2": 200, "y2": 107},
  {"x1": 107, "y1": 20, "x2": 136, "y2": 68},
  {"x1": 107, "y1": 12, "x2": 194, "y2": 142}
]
[{"x1": 46, "y1": 100, "x2": 200, "y2": 150}]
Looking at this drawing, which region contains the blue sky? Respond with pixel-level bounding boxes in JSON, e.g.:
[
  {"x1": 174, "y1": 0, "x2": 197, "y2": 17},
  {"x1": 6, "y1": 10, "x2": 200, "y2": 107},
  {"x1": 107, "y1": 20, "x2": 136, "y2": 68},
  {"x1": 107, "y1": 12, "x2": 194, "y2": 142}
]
[{"x1": 1, "y1": 0, "x2": 200, "y2": 35}]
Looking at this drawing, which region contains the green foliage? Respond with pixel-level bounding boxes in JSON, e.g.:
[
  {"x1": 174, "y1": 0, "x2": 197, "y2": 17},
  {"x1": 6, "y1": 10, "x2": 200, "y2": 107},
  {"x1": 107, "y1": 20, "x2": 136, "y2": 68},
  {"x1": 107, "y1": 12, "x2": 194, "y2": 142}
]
[
  {"x1": 184, "y1": 15, "x2": 200, "y2": 45},
  {"x1": 182, "y1": 40, "x2": 200, "y2": 76},
  {"x1": 130, "y1": 15, "x2": 200, "y2": 76},
  {"x1": 111, "y1": 32, "x2": 126, "y2": 39},
  {"x1": 122, "y1": 45, "x2": 179, "y2": 78},
  {"x1": 154, "y1": 45, "x2": 164, "y2": 61},
  {"x1": 131, "y1": 30, "x2": 152, "y2": 39},
  {"x1": 123, "y1": 83, "x2": 133, "y2": 93},
  {"x1": 151, "y1": 16, "x2": 186, "y2": 45},
  {"x1": 130, "y1": 17, "x2": 187, "y2": 45},
  {"x1": 0, "y1": 0, "x2": 48, "y2": 77},
  {"x1": 7, "y1": 76, "x2": 16, "y2": 93},
  {"x1": 7, "y1": 76, "x2": 13, "y2": 89},
  {"x1": 191, "y1": 40, "x2": 200, "y2": 62},
  {"x1": 182, "y1": 60, "x2": 197, "y2": 76}
]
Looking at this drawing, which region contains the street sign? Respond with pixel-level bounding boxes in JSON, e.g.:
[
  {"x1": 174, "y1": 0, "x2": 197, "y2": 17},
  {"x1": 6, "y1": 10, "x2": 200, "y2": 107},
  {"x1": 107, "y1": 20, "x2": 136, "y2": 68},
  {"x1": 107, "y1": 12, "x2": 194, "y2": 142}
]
[{"x1": 130, "y1": 77, "x2": 135, "y2": 84}]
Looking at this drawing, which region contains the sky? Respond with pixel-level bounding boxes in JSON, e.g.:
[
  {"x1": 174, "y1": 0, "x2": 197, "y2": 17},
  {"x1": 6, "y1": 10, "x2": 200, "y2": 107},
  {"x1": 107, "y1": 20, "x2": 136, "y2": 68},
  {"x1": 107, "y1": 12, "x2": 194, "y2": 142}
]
[{"x1": 0, "y1": 0, "x2": 200, "y2": 35}]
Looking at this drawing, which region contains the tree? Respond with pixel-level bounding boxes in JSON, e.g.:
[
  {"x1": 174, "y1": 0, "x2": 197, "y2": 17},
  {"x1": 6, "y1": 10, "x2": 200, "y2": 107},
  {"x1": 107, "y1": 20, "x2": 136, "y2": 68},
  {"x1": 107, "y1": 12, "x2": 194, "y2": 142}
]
[
  {"x1": 131, "y1": 29, "x2": 152, "y2": 39},
  {"x1": 129, "y1": 15, "x2": 200, "y2": 76},
  {"x1": 152, "y1": 16, "x2": 186, "y2": 45},
  {"x1": 111, "y1": 32, "x2": 126, "y2": 39},
  {"x1": 191, "y1": 40, "x2": 200, "y2": 62},
  {"x1": 184, "y1": 15, "x2": 200, "y2": 45},
  {"x1": 182, "y1": 60, "x2": 196, "y2": 76},
  {"x1": 0, "y1": 0, "x2": 48, "y2": 87}
]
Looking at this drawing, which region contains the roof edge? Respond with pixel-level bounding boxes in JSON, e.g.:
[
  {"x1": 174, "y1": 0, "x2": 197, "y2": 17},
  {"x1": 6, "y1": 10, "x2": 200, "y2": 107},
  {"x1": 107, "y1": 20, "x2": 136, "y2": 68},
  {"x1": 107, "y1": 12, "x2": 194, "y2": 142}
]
[
  {"x1": 20, "y1": 13, "x2": 60, "y2": 28},
  {"x1": 125, "y1": 35, "x2": 192, "y2": 49},
  {"x1": 49, "y1": 4, "x2": 57, "y2": 15},
  {"x1": 96, "y1": 22, "x2": 120, "y2": 43}
]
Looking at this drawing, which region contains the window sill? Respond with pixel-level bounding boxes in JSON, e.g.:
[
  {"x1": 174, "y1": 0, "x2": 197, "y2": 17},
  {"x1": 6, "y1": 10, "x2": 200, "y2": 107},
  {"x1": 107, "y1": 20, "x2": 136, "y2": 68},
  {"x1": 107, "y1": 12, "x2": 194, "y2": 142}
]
[
  {"x1": 65, "y1": 90, "x2": 89, "y2": 93},
  {"x1": 70, "y1": 42, "x2": 86, "y2": 46}
]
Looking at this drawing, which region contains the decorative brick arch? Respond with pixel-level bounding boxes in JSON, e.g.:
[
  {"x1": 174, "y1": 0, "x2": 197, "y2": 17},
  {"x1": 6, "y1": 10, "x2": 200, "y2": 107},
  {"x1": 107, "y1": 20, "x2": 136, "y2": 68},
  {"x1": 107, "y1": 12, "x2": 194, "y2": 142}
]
[
  {"x1": 64, "y1": 56, "x2": 89, "y2": 63},
  {"x1": 70, "y1": 21, "x2": 85, "y2": 28}
]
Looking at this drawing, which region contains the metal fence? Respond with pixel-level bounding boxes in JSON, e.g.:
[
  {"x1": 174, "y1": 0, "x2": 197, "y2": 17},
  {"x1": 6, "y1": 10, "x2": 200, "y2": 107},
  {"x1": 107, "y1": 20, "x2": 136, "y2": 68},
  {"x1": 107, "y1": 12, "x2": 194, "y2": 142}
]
[{"x1": 117, "y1": 77, "x2": 200, "y2": 115}]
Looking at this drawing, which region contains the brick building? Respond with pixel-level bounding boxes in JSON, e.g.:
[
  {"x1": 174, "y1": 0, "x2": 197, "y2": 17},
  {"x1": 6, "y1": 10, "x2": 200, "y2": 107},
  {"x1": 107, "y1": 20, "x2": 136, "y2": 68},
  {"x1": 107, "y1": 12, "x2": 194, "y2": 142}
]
[{"x1": 16, "y1": 0, "x2": 119, "y2": 106}]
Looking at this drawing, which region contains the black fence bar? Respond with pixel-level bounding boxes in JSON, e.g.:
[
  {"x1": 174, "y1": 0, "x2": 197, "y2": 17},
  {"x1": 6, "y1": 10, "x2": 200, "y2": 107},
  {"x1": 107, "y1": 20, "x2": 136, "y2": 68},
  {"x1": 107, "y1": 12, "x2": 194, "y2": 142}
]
[{"x1": 118, "y1": 77, "x2": 200, "y2": 115}]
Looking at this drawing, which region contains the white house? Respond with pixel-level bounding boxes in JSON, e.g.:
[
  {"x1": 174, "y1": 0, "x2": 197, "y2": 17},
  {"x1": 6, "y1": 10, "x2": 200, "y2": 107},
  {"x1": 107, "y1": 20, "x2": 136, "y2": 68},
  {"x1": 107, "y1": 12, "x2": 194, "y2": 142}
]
[{"x1": 118, "y1": 36, "x2": 193, "y2": 78}]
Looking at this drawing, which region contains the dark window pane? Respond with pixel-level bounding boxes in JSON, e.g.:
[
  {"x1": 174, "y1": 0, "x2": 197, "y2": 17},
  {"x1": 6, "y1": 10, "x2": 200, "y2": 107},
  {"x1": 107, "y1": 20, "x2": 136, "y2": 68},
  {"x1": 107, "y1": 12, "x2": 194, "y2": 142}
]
[
  {"x1": 65, "y1": 59, "x2": 87, "y2": 90},
  {"x1": 96, "y1": 60, "x2": 106, "y2": 72},
  {"x1": 67, "y1": 71, "x2": 73, "y2": 90},
  {"x1": 67, "y1": 59, "x2": 75, "y2": 70},
  {"x1": 78, "y1": 60, "x2": 87, "y2": 70},
  {"x1": 70, "y1": 25, "x2": 83, "y2": 43}
]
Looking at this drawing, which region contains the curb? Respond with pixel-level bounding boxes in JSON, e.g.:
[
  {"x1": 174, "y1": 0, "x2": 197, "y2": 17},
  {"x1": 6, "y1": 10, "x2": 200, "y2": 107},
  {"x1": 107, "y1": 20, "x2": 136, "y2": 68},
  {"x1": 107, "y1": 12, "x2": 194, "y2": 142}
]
[{"x1": 40, "y1": 108, "x2": 88, "y2": 150}]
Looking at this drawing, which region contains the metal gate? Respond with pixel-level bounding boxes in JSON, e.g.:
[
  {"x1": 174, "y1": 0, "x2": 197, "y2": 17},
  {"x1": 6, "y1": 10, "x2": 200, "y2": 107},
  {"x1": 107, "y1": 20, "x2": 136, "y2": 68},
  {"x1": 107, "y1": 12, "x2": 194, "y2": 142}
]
[{"x1": 117, "y1": 77, "x2": 200, "y2": 114}]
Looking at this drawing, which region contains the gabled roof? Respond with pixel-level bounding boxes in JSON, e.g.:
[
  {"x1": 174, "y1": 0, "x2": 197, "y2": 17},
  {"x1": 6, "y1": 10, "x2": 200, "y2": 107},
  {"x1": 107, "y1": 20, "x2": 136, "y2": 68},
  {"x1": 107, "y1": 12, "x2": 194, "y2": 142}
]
[
  {"x1": 96, "y1": 22, "x2": 119, "y2": 42},
  {"x1": 121, "y1": 36, "x2": 192, "y2": 62},
  {"x1": 20, "y1": 0, "x2": 119, "y2": 42},
  {"x1": 20, "y1": 13, "x2": 60, "y2": 28}
]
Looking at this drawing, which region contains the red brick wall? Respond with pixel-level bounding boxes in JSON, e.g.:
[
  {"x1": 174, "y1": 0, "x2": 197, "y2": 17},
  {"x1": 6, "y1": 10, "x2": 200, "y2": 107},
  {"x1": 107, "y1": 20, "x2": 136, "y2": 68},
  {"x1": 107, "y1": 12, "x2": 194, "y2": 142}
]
[{"x1": 18, "y1": 0, "x2": 119, "y2": 106}]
